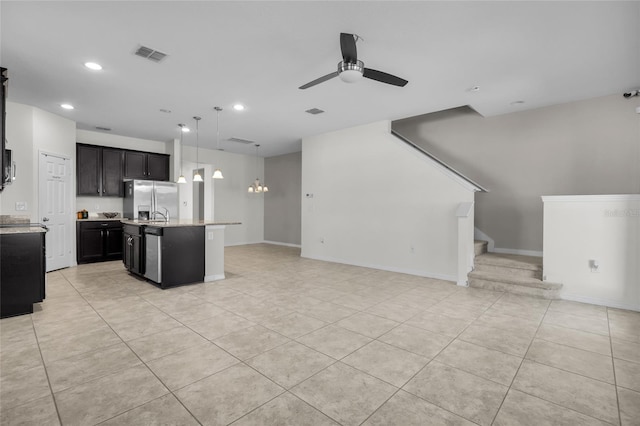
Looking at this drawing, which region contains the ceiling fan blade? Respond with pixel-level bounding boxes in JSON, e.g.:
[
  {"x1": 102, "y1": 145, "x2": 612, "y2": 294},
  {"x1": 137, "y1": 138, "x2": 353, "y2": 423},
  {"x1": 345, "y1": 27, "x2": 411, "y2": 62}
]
[
  {"x1": 299, "y1": 71, "x2": 339, "y2": 89},
  {"x1": 340, "y1": 33, "x2": 357, "y2": 63},
  {"x1": 363, "y1": 68, "x2": 408, "y2": 87}
]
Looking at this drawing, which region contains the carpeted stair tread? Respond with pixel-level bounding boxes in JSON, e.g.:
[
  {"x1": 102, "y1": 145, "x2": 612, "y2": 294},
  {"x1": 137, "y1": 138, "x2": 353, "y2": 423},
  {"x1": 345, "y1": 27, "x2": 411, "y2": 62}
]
[
  {"x1": 474, "y1": 253, "x2": 542, "y2": 271},
  {"x1": 469, "y1": 271, "x2": 561, "y2": 290},
  {"x1": 474, "y1": 240, "x2": 488, "y2": 256},
  {"x1": 468, "y1": 278, "x2": 561, "y2": 299}
]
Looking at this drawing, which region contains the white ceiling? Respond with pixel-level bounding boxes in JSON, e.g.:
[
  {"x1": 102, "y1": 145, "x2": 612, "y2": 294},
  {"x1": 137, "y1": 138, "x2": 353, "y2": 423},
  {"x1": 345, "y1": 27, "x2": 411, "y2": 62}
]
[{"x1": 2, "y1": 1, "x2": 639, "y2": 157}]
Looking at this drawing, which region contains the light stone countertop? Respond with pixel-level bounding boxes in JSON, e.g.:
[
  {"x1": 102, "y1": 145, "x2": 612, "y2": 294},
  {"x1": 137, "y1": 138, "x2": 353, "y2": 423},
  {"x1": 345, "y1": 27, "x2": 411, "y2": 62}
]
[
  {"x1": 120, "y1": 219, "x2": 241, "y2": 228},
  {"x1": 0, "y1": 226, "x2": 47, "y2": 234}
]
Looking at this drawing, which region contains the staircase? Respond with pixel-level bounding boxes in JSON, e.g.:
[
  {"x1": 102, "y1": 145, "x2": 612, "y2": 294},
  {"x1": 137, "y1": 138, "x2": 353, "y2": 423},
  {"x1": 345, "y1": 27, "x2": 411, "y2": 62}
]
[{"x1": 469, "y1": 241, "x2": 562, "y2": 299}]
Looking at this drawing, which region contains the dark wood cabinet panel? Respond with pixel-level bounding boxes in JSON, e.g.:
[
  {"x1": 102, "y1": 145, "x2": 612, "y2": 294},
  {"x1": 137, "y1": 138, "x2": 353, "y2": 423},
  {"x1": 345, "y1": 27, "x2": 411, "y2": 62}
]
[
  {"x1": 105, "y1": 227, "x2": 123, "y2": 259},
  {"x1": 78, "y1": 144, "x2": 170, "y2": 193},
  {"x1": 1, "y1": 232, "x2": 46, "y2": 318},
  {"x1": 146, "y1": 153, "x2": 169, "y2": 181},
  {"x1": 77, "y1": 145, "x2": 101, "y2": 195},
  {"x1": 123, "y1": 224, "x2": 143, "y2": 275},
  {"x1": 102, "y1": 148, "x2": 124, "y2": 196},
  {"x1": 124, "y1": 151, "x2": 169, "y2": 181},
  {"x1": 124, "y1": 151, "x2": 147, "y2": 179},
  {"x1": 77, "y1": 221, "x2": 123, "y2": 264},
  {"x1": 161, "y1": 226, "x2": 204, "y2": 288}
]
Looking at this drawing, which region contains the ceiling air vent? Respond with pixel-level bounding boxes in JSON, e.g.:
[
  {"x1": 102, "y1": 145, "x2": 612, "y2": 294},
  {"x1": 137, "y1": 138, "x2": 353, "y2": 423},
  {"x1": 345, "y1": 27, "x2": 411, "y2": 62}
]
[
  {"x1": 227, "y1": 137, "x2": 255, "y2": 145},
  {"x1": 134, "y1": 45, "x2": 168, "y2": 63},
  {"x1": 95, "y1": 126, "x2": 111, "y2": 131},
  {"x1": 306, "y1": 108, "x2": 325, "y2": 115}
]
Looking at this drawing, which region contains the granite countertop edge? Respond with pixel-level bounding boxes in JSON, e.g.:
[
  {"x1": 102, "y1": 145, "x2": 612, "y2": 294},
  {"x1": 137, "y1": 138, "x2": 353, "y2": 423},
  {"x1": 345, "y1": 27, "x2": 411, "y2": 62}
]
[
  {"x1": 120, "y1": 219, "x2": 241, "y2": 228},
  {"x1": 0, "y1": 227, "x2": 47, "y2": 234}
]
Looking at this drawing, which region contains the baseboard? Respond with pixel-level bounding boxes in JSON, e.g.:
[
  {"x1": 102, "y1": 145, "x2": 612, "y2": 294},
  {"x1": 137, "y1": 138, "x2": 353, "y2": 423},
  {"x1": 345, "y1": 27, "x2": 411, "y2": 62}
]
[
  {"x1": 301, "y1": 253, "x2": 457, "y2": 282},
  {"x1": 492, "y1": 247, "x2": 543, "y2": 257},
  {"x1": 224, "y1": 240, "x2": 265, "y2": 247},
  {"x1": 560, "y1": 293, "x2": 639, "y2": 312},
  {"x1": 204, "y1": 274, "x2": 225, "y2": 282},
  {"x1": 263, "y1": 240, "x2": 302, "y2": 248}
]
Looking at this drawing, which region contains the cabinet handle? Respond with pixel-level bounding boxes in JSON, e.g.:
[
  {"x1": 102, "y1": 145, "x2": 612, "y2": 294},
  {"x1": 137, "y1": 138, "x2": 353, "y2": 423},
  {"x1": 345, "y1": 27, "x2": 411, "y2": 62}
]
[{"x1": 106, "y1": 230, "x2": 110, "y2": 238}]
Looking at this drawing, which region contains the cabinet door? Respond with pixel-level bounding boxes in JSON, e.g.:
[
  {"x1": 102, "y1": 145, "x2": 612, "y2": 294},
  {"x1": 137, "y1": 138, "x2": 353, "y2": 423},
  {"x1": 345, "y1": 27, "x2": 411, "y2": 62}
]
[
  {"x1": 77, "y1": 224, "x2": 104, "y2": 264},
  {"x1": 77, "y1": 145, "x2": 101, "y2": 195},
  {"x1": 146, "y1": 153, "x2": 169, "y2": 181},
  {"x1": 0, "y1": 233, "x2": 44, "y2": 318},
  {"x1": 102, "y1": 148, "x2": 124, "y2": 196},
  {"x1": 105, "y1": 226, "x2": 123, "y2": 260},
  {"x1": 124, "y1": 151, "x2": 147, "y2": 179},
  {"x1": 130, "y1": 234, "x2": 143, "y2": 274}
]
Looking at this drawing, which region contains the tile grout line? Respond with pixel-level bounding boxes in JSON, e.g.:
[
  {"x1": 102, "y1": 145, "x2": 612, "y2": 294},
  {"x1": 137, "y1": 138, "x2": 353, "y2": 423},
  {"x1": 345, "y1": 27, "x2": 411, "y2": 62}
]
[
  {"x1": 59, "y1": 282, "x2": 206, "y2": 426},
  {"x1": 607, "y1": 307, "x2": 623, "y2": 426},
  {"x1": 488, "y1": 294, "x2": 552, "y2": 425},
  {"x1": 359, "y1": 288, "x2": 509, "y2": 426},
  {"x1": 28, "y1": 313, "x2": 65, "y2": 426}
]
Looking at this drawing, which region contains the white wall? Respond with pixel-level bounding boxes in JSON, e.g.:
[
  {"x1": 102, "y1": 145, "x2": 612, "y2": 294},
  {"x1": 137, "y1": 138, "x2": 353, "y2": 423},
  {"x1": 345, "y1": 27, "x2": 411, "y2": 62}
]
[
  {"x1": 543, "y1": 195, "x2": 640, "y2": 311},
  {"x1": 196, "y1": 146, "x2": 264, "y2": 246},
  {"x1": 1, "y1": 102, "x2": 34, "y2": 216},
  {"x1": 394, "y1": 94, "x2": 640, "y2": 254},
  {"x1": 1, "y1": 102, "x2": 76, "y2": 218},
  {"x1": 302, "y1": 120, "x2": 475, "y2": 280}
]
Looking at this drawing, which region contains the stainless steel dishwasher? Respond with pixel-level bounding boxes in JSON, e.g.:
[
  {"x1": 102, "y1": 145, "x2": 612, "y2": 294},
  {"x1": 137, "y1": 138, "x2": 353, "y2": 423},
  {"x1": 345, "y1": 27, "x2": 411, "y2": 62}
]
[{"x1": 144, "y1": 226, "x2": 162, "y2": 284}]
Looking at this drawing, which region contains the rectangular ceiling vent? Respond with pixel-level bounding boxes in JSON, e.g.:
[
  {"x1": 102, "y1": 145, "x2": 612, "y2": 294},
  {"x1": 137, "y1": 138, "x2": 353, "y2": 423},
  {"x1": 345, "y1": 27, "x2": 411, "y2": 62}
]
[
  {"x1": 306, "y1": 108, "x2": 325, "y2": 115},
  {"x1": 134, "y1": 45, "x2": 168, "y2": 63},
  {"x1": 227, "y1": 137, "x2": 255, "y2": 145}
]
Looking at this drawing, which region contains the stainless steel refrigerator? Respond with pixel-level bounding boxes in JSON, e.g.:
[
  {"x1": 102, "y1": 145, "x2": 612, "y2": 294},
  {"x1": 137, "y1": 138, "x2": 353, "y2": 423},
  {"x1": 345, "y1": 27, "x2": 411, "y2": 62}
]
[{"x1": 123, "y1": 180, "x2": 178, "y2": 220}]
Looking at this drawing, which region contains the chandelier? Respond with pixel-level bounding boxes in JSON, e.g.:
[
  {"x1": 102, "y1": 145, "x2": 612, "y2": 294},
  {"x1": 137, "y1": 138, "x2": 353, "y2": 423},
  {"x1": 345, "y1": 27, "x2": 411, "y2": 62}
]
[{"x1": 248, "y1": 144, "x2": 268, "y2": 193}]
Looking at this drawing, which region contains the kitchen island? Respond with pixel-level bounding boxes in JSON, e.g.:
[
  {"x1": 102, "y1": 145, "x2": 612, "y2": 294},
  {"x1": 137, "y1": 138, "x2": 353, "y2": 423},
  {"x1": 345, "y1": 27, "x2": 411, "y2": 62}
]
[{"x1": 120, "y1": 219, "x2": 240, "y2": 289}]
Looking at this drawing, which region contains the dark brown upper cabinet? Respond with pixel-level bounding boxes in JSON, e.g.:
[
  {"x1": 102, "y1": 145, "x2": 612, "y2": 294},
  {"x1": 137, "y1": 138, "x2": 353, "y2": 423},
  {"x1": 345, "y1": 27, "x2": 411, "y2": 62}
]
[
  {"x1": 76, "y1": 144, "x2": 124, "y2": 196},
  {"x1": 124, "y1": 151, "x2": 169, "y2": 181}
]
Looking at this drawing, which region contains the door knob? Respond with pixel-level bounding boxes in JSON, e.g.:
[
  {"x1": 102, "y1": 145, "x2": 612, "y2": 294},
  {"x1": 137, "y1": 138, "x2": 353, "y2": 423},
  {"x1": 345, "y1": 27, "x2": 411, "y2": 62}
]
[{"x1": 42, "y1": 217, "x2": 50, "y2": 222}]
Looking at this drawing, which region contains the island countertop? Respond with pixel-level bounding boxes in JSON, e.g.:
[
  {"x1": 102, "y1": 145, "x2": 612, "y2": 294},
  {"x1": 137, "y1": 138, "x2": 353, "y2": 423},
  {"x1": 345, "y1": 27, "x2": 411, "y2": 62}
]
[
  {"x1": 120, "y1": 219, "x2": 241, "y2": 228},
  {"x1": 0, "y1": 226, "x2": 47, "y2": 235}
]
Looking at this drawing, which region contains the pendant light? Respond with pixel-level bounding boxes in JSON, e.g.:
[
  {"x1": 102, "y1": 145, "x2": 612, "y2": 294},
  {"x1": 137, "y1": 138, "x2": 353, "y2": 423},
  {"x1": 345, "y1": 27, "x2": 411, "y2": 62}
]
[
  {"x1": 193, "y1": 116, "x2": 203, "y2": 182},
  {"x1": 248, "y1": 144, "x2": 268, "y2": 193},
  {"x1": 176, "y1": 124, "x2": 187, "y2": 184},
  {"x1": 212, "y1": 107, "x2": 224, "y2": 179}
]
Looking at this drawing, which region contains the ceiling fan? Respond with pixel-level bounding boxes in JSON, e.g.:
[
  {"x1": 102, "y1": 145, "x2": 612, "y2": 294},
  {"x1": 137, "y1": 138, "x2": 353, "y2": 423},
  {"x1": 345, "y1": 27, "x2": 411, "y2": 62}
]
[{"x1": 299, "y1": 33, "x2": 408, "y2": 90}]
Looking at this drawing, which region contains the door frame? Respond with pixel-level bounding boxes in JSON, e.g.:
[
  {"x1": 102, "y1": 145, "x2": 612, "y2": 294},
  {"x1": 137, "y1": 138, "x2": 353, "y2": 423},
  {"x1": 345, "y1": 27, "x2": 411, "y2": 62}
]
[{"x1": 38, "y1": 150, "x2": 73, "y2": 271}]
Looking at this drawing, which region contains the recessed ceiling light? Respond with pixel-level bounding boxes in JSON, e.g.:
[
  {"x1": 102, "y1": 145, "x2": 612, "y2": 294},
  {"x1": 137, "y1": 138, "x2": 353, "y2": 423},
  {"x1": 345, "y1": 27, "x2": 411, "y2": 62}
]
[
  {"x1": 233, "y1": 104, "x2": 245, "y2": 111},
  {"x1": 84, "y1": 62, "x2": 102, "y2": 71},
  {"x1": 467, "y1": 86, "x2": 480, "y2": 92},
  {"x1": 159, "y1": 108, "x2": 172, "y2": 113},
  {"x1": 510, "y1": 100, "x2": 525, "y2": 105},
  {"x1": 60, "y1": 104, "x2": 74, "y2": 110}
]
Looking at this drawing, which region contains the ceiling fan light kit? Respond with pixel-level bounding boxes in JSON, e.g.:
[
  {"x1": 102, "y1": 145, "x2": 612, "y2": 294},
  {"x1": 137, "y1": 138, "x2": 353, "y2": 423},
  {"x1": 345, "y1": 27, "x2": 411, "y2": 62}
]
[{"x1": 299, "y1": 33, "x2": 408, "y2": 90}]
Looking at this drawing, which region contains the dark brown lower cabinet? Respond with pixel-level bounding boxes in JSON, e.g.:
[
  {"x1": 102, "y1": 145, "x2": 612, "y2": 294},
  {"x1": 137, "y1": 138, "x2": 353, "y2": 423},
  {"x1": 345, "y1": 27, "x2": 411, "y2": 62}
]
[
  {"x1": 77, "y1": 221, "x2": 123, "y2": 264},
  {"x1": 0, "y1": 231, "x2": 46, "y2": 318}
]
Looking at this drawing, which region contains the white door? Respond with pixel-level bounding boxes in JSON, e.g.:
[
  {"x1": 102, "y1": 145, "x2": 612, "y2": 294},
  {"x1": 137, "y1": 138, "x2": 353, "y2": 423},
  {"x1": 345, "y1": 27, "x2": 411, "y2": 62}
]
[{"x1": 39, "y1": 152, "x2": 72, "y2": 271}]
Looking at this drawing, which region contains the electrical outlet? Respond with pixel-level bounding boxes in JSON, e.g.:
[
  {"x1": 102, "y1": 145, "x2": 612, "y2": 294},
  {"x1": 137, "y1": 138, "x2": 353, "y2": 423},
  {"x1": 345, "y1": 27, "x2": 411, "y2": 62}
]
[
  {"x1": 15, "y1": 201, "x2": 27, "y2": 211},
  {"x1": 589, "y1": 259, "x2": 601, "y2": 273}
]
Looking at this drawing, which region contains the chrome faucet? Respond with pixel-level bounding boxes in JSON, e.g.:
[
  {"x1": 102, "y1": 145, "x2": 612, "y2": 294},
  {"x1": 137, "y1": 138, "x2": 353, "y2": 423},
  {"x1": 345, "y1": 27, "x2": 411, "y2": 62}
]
[{"x1": 151, "y1": 207, "x2": 169, "y2": 222}]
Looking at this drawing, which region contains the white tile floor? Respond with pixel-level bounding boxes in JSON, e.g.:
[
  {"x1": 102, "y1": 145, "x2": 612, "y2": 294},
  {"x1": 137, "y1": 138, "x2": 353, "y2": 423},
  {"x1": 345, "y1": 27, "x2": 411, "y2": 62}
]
[{"x1": 1, "y1": 243, "x2": 639, "y2": 425}]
